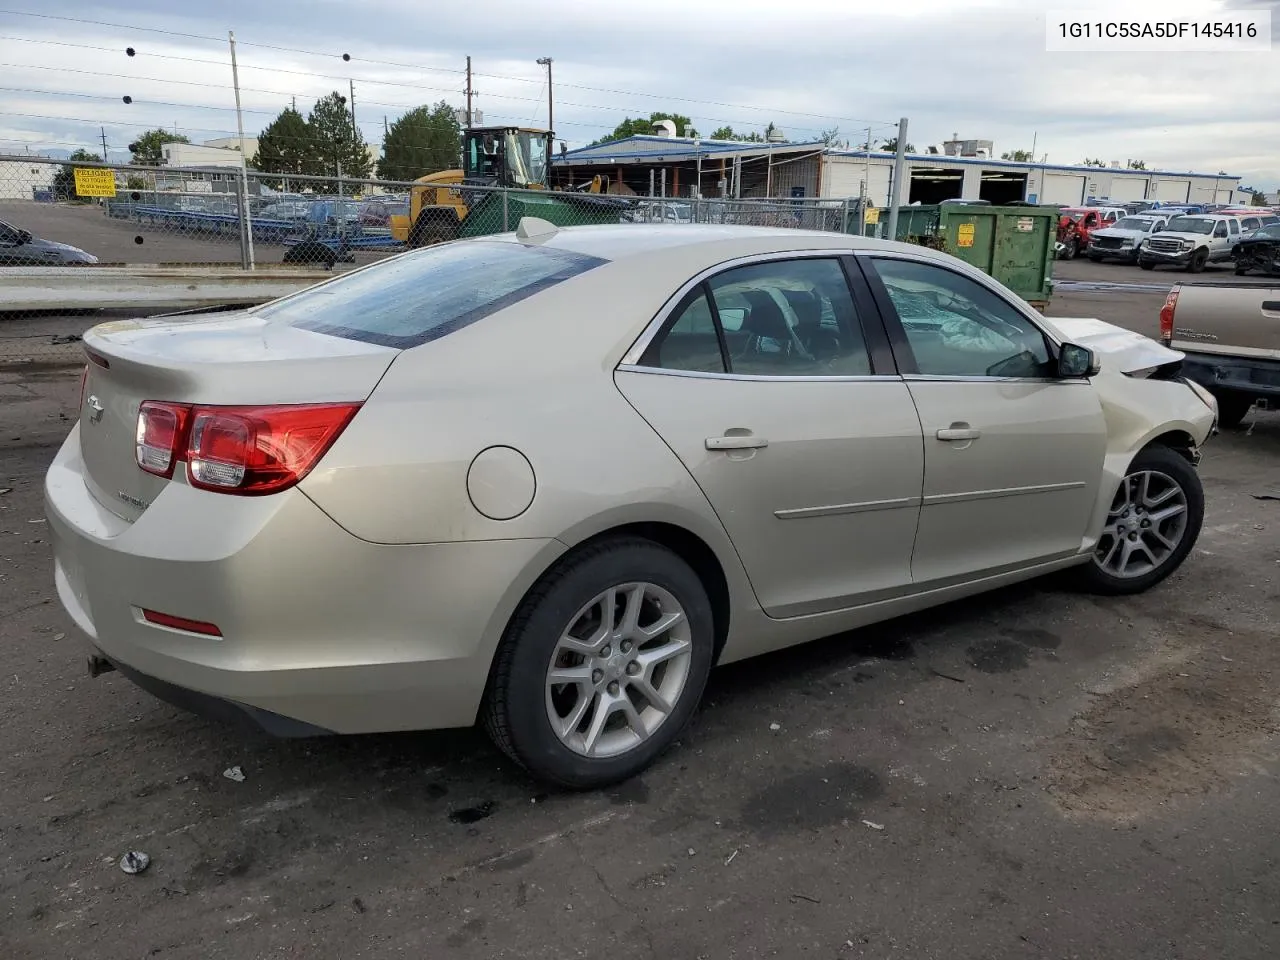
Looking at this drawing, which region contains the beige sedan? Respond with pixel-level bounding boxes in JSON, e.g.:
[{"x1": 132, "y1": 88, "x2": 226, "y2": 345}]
[{"x1": 46, "y1": 222, "x2": 1217, "y2": 787}]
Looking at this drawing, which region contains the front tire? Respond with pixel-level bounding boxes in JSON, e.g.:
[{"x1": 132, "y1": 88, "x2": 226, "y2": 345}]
[
  {"x1": 1187, "y1": 248, "x2": 1208, "y2": 273},
  {"x1": 1139, "y1": 258, "x2": 1155, "y2": 270},
  {"x1": 1060, "y1": 238, "x2": 1079, "y2": 261},
  {"x1": 482, "y1": 537, "x2": 715, "y2": 788},
  {"x1": 1079, "y1": 445, "x2": 1204, "y2": 596}
]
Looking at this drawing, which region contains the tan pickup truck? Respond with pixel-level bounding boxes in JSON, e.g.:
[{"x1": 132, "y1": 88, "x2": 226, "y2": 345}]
[{"x1": 1159, "y1": 283, "x2": 1280, "y2": 427}]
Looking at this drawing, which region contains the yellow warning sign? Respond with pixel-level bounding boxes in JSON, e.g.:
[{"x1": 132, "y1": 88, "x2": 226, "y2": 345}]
[
  {"x1": 864, "y1": 207, "x2": 880, "y2": 224},
  {"x1": 73, "y1": 168, "x2": 117, "y2": 198},
  {"x1": 957, "y1": 223, "x2": 976, "y2": 248}
]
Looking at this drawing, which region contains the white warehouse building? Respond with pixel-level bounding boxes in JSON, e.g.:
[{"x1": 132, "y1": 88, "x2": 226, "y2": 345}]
[
  {"x1": 822, "y1": 150, "x2": 1246, "y2": 207},
  {"x1": 554, "y1": 134, "x2": 1249, "y2": 207},
  {"x1": 0, "y1": 156, "x2": 57, "y2": 200}
]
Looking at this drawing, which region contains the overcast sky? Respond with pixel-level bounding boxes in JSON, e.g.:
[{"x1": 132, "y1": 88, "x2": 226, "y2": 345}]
[{"x1": 1, "y1": 0, "x2": 1277, "y2": 188}]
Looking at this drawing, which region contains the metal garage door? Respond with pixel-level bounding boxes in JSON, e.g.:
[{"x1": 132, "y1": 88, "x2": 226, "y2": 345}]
[
  {"x1": 1041, "y1": 173, "x2": 1085, "y2": 205},
  {"x1": 1109, "y1": 177, "x2": 1148, "y2": 201},
  {"x1": 1153, "y1": 179, "x2": 1190, "y2": 202},
  {"x1": 1191, "y1": 184, "x2": 1217, "y2": 204}
]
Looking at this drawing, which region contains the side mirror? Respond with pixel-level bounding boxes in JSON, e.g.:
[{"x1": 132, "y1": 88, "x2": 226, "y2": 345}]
[{"x1": 1058, "y1": 342, "x2": 1100, "y2": 378}]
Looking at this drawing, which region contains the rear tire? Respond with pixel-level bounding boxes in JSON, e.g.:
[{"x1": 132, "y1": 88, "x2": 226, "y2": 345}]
[
  {"x1": 482, "y1": 537, "x2": 715, "y2": 789},
  {"x1": 1078, "y1": 445, "x2": 1204, "y2": 596},
  {"x1": 1214, "y1": 391, "x2": 1255, "y2": 429},
  {"x1": 1235, "y1": 265, "x2": 1249, "y2": 276}
]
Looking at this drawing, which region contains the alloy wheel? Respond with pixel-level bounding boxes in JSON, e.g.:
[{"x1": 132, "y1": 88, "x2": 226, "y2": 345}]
[
  {"x1": 545, "y1": 582, "x2": 692, "y2": 759},
  {"x1": 1094, "y1": 470, "x2": 1190, "y2": 579}
]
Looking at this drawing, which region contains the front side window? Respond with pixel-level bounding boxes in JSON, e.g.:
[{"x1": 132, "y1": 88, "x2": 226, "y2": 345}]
[
  {"x1": 1228, "y1": 220, "x2": 1240, "y2": 235},
  {"x1": 870, "y1": 258, "x2": 1054, "y2": 379},
  {"x1": 640, "y1": 258, "x2": 873, "y2": 377},
  {"x1": 258, "y1": 241, "x2": 606, "y2": 348}
]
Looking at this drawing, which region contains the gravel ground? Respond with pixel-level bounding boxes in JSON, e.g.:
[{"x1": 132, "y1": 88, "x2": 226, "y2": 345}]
[{"x1": 1, "y1": 362, "x2": 1279, "y2": 960}]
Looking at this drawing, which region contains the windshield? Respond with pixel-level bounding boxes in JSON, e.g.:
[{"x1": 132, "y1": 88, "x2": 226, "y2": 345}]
[
  {"x1": 1165, "y1": 217, "x2": 1215, "y2": 234},
  {"x1": 257, "y1": 240, "x2": 607, "y2": 348},
  {"x1": 1113, "y1": 218, "x2": 1156, "y2": 231},
  {"x1": 507, "y1": 132, "x2": 548, "y2": 188},
  {"x1": 1249, "y1": 224, "x2": 1280, "y2": 240}
]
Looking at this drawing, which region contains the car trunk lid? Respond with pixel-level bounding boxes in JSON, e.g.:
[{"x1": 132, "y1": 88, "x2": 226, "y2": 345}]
[{"x1": 77, "y1": 310, "x2": 397, "y2": 522}]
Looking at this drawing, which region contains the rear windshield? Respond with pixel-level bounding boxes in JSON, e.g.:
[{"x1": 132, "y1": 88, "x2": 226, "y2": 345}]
[{"x1": 258, "y1": 241, "x2": 607, "y2": 348}]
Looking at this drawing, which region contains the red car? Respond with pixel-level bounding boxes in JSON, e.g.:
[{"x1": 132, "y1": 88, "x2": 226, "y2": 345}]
[{"x1": 1057, "y1": 206, "x2": 1126, "y2": 260}]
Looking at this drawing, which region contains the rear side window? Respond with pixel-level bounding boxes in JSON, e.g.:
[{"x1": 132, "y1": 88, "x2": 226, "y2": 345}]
[{"x1": 258, "y1": 241, "x2": 607, "y2": 348}]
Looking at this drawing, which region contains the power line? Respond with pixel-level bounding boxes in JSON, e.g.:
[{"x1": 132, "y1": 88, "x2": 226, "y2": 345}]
[
  {"x1": 0, "y1": 10, "x2": 896, "y2": 127},
  {"x1": 3, "y1": 65, "x2": 877, "y2": 141}
]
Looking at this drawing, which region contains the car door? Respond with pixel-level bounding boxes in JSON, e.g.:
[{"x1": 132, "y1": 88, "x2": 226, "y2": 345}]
[
  {"x1": 616, "y1": 254, "x2": 924, "y2": 619},
  {"x1": 1211, "y1": 219, "x2": 1232, "y2": 259},
  {"x1": 858, "y1": 254, "x2": 1107, "y2": 586}
]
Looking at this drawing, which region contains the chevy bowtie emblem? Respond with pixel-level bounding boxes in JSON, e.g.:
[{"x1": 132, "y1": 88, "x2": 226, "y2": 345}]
[{"x1": 86, "y1": 395, "x2": 105, "y2": 423}]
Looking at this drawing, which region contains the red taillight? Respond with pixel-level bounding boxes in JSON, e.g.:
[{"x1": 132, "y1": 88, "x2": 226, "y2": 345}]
[
  {"x1": 142, "y1": 609, "x2": 222, "y2": 637},
  {"x1": 136, "y1": 401, "x2": 190, "y2": 478},
  {"x1": 132, "y1": 401, "x2": 359, "y2": 494},
  {"x1": 1159, "y1": 288, "x2": 1179, "y2": 344}
]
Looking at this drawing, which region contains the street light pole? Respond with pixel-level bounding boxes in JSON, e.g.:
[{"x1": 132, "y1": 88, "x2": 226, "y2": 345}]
[{"x1": 536, "y1": 57, "x2": 554, "y2": 133}]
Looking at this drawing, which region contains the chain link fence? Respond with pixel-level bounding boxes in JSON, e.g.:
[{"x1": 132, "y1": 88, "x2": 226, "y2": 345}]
[{"x1": 1, "y1": 154, "x2": 881, "y2": 364}]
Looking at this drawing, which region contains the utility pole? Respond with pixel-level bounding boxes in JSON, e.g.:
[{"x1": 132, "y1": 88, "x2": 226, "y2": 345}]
[
  {"x1": 885, "y1": 117, "x2": 909, "y2": 244},
  {"x1": 99, "y1": 127, "x2": 108, "y2": 161},
  {"x1": 228, "y1": 31, "x2": 256, "y2": 269},
  {"x1": 348, "y1": 79, "x2": 357, "y2": 134},
  {"x1": 465, "y1": 56, "x2": 474, "y2": 128},
  {"x1": 536, "y1": 57, "x2": 553, "y2": 133}
]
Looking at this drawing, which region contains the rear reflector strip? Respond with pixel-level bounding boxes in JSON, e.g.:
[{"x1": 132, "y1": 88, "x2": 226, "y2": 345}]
[{"x1": 141, "y1": 609, "x2": 223, "y2": 637}]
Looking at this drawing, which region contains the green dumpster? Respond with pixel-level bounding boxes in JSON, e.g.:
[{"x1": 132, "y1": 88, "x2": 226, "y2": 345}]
[
  {"x1": 878, "y1": 203, "x2": 1061, "y2": 307},
  {"x1": 459, "y1": 191, "x2": 632, "y2": 239}
]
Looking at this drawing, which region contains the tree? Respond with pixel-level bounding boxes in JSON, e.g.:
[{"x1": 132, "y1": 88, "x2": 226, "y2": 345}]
[
  {"x1": 129, "y1": 129, "x2": 190, "y2": 165},
  {"x1": 255, "y1": 107, "x2": 315, "y2": 179},
  {"x1": 1001, "y1": 149, "x2": 1033, "y2": 162},
  {"x1": 1081, "y1": 158, "x2": 1106, "y2": 167},
  {"x1": 708, "y1": 125, "x2": 764, "y2": 143},
  {"x1": 1252, "y1": 190, "x2": 1269, "y2": 206},
  {"x1": 592, "y1": 112, "x2": 698, "y2": 145},
  {"x1": 1127, "y1": 159, "x2": 1147, "y2": 170},
  {"x1": 378, "y1": 101, "x2": 461, "y2": 181},
  {"x1": 879, "y1": 138, "x2": 916, "y2": 153},
  {"x1": 307, "y1": 91, "x2": 373, "y2": 187},
  {"x1": 819, "y1": 126, "x2": 842, "y2": 147},
  {"x1": 51, "y1": 148, "x2": 101, "y2": 201}
]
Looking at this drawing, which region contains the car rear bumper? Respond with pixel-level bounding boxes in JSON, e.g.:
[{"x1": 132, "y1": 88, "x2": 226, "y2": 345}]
[
  {"x1": 46, "y1": 425, "x2": 564, "y2": 735},
  {"x1": 1178, "y1": 351, "x2": 1280, "y2": 398}
]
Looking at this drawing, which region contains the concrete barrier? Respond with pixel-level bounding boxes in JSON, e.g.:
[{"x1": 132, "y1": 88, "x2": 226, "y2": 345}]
[{"x1": 0, "y1": 265, "x2": 333, "y2": 312}]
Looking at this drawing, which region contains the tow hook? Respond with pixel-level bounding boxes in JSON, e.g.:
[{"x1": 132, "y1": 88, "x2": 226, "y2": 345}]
[{"x1": 87, "y1": 655, "x2": 116, "y2": 678}]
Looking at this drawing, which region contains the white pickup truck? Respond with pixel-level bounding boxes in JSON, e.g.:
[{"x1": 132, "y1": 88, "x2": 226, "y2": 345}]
[
  {"x1": 1159, "y1": 282, "x2": 1280, "y2": 426},
  {"x1": 1139, "y1": 214, "x2": 1243, "y2": 273}
]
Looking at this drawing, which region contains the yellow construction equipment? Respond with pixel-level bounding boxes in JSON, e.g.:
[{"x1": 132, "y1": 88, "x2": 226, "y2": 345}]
[{"x1": 390, "y1": 126, "x2": 613, "y2": 247}]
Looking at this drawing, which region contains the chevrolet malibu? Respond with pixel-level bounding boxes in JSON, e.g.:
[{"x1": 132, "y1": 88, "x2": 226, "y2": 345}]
[{"x1": 47, "y1": 222, "x2": 1217, "y2": 787}]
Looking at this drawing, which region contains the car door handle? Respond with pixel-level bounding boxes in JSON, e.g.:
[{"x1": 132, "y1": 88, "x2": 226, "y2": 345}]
[
  {"x1": 936, "y1": 425, "x2": 981, "y2": 442},
  {"x1": 706, "y1": 435, "x2": 769, "y2": 451}
]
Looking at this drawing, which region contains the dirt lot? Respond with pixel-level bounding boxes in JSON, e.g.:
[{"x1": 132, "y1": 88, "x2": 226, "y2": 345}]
[{"x1": 2, "y1": 352, "x2": 1279, "y2": 958}]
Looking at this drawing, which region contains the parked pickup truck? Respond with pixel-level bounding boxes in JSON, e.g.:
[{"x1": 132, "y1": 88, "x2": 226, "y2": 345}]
[
  {"x1": 1139, "y1": 214, "x2": 1243, "y2": 272},
  {"x1": 1160, "y1": 282, "x2": 1280, "y2": 426}
]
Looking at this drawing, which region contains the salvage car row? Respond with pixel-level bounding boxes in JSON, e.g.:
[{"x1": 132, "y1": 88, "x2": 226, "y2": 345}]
[{"x1": 1060, "y1": 206, "x2": 1280, "y2": 275}]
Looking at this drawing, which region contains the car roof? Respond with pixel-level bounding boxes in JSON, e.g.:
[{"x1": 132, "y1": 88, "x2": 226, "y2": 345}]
[{"x1": 479, "y1": 223, "x2": 887, "y2": 263}]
